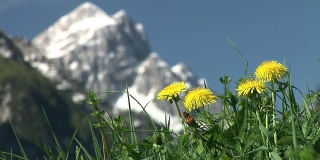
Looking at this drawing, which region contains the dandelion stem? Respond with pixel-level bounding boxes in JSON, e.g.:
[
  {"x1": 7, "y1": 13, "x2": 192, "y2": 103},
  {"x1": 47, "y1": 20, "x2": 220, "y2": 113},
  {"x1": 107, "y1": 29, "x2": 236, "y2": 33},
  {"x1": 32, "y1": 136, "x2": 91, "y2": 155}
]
[
  {"x1": 253, "y1": 97, "x2": 269, "y2": 159},
  {"x1": 271, "y1": 83, "x2": 278, "y2": 151},
  {"x1": 174, "y1": 100, "x2": 186, "y2": 132}
]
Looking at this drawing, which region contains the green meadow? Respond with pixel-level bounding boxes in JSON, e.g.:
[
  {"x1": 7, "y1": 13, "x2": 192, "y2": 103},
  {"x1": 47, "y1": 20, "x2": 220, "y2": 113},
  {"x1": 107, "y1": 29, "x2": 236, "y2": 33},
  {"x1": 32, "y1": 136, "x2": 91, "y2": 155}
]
[{"x1": 1, "y1": 48, "x2": 320, "y2": 160}]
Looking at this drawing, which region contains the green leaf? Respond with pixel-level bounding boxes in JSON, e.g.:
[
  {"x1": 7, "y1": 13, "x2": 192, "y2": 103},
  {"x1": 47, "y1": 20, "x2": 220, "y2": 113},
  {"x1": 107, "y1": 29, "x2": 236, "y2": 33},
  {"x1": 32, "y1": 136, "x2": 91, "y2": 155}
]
[
  {"x1": 196, "y1": 140, "x2": 204, "y2": 155},
  {"x1": 247, "y1": 146, "x2": 268, "y2": 155},
  {"x1": 219, "y1": 155, "x2": 232, "y2": 160},
  {"x1": 259, "y1": 124, "x2": 270, "y2": 138},
  {"x1": 92, "y1": 111, "x2": 100, "y2": 116},
  {"x1": 270, "y1": 151, "x2": 282, "y2": 160}
]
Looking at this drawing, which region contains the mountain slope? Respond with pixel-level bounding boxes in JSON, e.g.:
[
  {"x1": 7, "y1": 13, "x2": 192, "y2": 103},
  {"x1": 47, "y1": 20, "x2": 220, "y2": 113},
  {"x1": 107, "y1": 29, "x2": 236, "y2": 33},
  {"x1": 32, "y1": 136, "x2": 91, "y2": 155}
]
[{"x1": 0, "y1": 29, "x2": 91, "y2": 159}]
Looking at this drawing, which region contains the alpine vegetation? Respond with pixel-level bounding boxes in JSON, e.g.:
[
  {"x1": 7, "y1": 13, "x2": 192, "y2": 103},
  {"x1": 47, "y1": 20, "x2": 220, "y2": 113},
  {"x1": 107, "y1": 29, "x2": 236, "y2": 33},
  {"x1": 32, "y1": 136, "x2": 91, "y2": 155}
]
[{"x1": 2, "y1": 58, "x2": 320, "y2": 159}]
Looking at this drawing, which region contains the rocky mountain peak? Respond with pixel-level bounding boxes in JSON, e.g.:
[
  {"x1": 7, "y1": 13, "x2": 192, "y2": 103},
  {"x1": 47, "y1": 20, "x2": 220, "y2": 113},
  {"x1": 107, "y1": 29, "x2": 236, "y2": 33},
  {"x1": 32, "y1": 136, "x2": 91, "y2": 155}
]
[
  {"x1": 64, "y1": 2, "x2": 116, "y2": 27},
  {"x1": 31, "y1": 2, "x2": 151, "y2": 101},
  {"x1": 32, "y1": 2, "x2": 116, "y2": 59},
  {"x1": 171, "y1": 62, "x2": 199, "y2": 87},
  {"x1": 73, "y1": 2, "x2": 107, "y2": 17},
  {"x1": 113, "y1": 10, "x2": 130, "y2": 24}
]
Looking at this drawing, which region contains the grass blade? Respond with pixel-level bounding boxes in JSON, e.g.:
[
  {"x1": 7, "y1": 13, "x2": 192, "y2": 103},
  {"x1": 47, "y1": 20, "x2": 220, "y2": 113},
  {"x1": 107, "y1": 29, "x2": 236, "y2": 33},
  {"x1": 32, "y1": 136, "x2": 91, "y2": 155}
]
[
  {"x1": 41, "y1": 106, "x2": 66, "y2": 158},
  {"x1": 125, "y1": 84, "x2": 138, "y2": 146},
  {"x1": 9, "y1": 119, "x2": 28, "y2": 159},
  {"x1": 227, "y1": 38, "x2": 249, "y2": 75}
]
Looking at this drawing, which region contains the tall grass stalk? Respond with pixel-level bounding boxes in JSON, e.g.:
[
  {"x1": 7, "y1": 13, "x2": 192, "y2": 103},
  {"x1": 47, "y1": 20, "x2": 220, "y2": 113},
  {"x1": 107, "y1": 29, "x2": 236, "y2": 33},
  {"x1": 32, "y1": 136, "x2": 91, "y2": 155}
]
[
  {"x1": 9, "y1": 119, "x2": 28, "y2": 159},
  {"x1": 86, "y1": 92, "x2": 110, "y2": 160},
  {"x1": 125, "y1": 86, "x2": 138, "y2": 148},
  {"x1": 288, "y1": 74, "x2": 298, "y2": 150}
]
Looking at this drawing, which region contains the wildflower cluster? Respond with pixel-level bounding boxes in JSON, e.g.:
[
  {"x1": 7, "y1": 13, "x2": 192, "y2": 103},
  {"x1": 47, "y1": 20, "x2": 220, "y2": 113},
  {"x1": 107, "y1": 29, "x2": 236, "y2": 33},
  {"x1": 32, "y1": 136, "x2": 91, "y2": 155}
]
[
  {"x1": 157, "y1": 82, "x2": 217, "y2": 112},
  {"x1": 236, "y1": 60, "x2": 288, "y2": 96},
  {"x1": 153, "y1": 60, "x2": 319, "y2": 160},
  {"x1": 156, "y1": 61, "x2": 288, "y2": 126}
]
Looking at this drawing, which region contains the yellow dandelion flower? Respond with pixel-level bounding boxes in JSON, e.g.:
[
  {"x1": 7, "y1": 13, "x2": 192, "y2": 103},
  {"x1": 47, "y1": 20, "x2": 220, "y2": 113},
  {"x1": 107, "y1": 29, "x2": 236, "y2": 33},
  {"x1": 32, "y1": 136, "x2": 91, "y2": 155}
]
[
  {"x1": 255, "y1": 61, "x2": 288, "y2": 82},
  {"x1": 236, "y1": 79, "x2": 267, "y2": 96},
  {"x1": 184, "y1": 87, "x2": 217, "y2": 111},
  {"x1": 157, "y1": 81, "x2": 187, "y2": 101}
]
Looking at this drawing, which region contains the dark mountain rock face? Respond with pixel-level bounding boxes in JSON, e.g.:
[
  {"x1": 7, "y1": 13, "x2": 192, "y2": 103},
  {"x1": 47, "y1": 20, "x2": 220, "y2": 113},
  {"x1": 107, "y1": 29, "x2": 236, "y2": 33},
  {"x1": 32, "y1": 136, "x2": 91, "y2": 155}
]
[{"x1": 0, "y1": 31, "x2": 26, "y2": 64}]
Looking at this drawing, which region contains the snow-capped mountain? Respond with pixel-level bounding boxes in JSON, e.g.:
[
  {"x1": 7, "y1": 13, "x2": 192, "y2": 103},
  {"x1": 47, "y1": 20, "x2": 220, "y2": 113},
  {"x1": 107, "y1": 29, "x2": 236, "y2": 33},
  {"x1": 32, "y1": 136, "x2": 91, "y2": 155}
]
[
  {"x1": 30, "y1": 2, "x2": 219, "y2": 131},
  {"x1": 33, "y1": 2, "x2": 150, "y2": 96}
]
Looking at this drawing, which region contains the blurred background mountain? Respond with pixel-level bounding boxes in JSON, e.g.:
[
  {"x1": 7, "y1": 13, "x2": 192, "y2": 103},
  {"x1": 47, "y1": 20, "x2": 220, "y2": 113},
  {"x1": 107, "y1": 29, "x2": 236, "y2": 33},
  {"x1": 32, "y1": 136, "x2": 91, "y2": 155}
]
[
  {"x1": 0, "y1": 29, "x2": 94, "y2": 158},
  {"x1": 0, "y1": 2, "x2": 221, "y2": 158}
]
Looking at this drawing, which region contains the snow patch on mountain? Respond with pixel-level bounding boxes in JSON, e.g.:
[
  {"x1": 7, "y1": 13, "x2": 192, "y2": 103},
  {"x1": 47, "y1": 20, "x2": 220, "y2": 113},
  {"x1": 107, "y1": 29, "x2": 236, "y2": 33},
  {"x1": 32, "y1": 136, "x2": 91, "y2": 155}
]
[
  {"x1": 30, "y1": 61, "x2": 58, "y2": 79},
  {"x1": 171, "y1": 62, "x2": 200, "y2": 88},
  {"x1": 171, "y1": 63, "x2": 194, "y2": 81},
  {"x1": 0, "y1": 85, "x2": 12, "y2": 124},
  {"x1": 0, "y1": 47, "x2": 12, "y2": 58},
  {"x1": 72, "y1": 92, "x2": 86, "y2": 104}
]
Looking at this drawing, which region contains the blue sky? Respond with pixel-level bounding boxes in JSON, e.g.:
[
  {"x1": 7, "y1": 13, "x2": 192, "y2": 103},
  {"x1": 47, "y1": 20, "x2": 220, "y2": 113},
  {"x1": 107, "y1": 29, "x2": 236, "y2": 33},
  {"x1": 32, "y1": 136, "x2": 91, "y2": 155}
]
[{"x1": 1, "y1": 0, "x2": 320, "y2": 103}]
